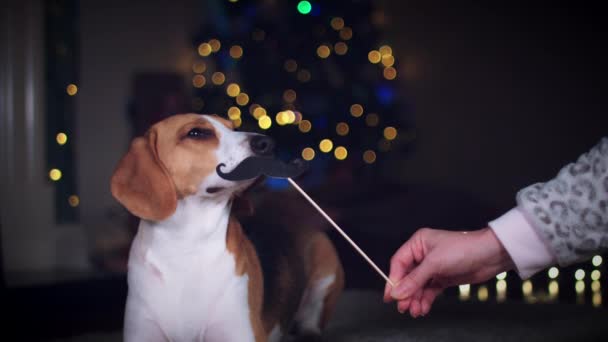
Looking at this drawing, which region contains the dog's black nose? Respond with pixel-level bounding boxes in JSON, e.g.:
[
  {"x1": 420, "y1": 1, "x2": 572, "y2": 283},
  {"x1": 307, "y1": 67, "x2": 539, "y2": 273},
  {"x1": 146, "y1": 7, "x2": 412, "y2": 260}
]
[{"x1": 250, "y1": 135, "x2": 275, "y2": 156}]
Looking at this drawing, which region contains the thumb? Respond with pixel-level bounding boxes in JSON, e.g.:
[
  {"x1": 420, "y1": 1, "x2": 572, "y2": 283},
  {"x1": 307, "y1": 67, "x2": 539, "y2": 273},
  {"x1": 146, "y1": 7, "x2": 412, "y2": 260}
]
[{"x1": 390, "y1": 260, "x2": 435, "y2": 300}]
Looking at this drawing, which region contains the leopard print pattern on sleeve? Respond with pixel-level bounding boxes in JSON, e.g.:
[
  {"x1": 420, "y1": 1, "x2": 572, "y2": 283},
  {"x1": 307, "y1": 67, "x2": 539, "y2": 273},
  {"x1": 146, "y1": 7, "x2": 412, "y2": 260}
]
[{"x1": 516, "y1": 137, "x2": 608, "y2": 266}]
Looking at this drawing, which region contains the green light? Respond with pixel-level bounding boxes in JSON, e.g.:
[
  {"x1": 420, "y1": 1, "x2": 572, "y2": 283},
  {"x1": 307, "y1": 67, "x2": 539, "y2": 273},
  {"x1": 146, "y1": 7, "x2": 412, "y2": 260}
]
[{"x1": 297, "y1": 1, "x2": 312, "y2": 15}]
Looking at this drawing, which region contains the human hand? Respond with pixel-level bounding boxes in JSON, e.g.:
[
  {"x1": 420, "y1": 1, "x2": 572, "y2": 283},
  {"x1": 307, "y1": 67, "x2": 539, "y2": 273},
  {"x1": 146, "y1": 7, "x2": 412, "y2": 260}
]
[{"x1": 383, "y1": 227, "x2": 514, "y2": 317}]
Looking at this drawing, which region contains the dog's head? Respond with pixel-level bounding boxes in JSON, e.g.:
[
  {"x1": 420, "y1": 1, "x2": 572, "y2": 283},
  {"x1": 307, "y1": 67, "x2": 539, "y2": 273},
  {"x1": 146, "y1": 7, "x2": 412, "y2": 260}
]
[{"x1": 110, "y1": 113, "x2": 279, "y2": 221}]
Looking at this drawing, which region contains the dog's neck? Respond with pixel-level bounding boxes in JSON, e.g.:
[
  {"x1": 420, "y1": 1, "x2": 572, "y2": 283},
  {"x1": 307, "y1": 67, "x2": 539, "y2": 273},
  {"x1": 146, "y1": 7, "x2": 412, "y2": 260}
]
[{"x1": 139, "y1": 194, "x2": 234, "y2": 255}]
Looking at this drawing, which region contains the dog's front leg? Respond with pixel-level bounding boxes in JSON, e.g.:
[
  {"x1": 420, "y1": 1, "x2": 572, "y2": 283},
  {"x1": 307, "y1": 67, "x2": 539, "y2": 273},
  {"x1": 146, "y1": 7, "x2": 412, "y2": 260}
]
[{"x1": 123, "y1": 295, "x2": 168, "y2": 342}]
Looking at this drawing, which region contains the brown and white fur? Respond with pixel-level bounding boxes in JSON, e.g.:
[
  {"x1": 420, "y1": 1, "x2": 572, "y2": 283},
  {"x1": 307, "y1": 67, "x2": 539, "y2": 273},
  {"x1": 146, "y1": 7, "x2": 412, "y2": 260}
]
[{"x1": 110, "y1": 114, "x2": 344, "y2": 342}]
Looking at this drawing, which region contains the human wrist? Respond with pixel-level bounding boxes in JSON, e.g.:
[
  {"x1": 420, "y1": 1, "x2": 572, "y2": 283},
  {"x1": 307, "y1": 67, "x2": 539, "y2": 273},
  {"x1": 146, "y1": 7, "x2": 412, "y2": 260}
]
[{"x1": 479, "y1": 227, "x2": 515, "y2": 274}]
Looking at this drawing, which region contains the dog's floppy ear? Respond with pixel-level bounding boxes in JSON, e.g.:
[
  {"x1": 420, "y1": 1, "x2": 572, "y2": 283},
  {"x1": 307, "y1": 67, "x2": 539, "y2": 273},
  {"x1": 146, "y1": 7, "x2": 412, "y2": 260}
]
[{"x1": 110, "y1": 129, "x2": 177, "y2": 221}]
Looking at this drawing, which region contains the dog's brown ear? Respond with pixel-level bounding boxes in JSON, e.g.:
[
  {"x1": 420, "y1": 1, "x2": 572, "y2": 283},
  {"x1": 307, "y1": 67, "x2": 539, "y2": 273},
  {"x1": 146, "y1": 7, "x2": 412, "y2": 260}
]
[{"x1": 110, "y1": 129, "x2": 177, "y2": 221}]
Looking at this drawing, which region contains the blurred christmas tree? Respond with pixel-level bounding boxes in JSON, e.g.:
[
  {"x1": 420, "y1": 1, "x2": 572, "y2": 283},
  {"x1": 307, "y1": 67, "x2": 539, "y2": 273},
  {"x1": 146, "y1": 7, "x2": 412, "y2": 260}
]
[{"x1": 190, "y1": 0, "x2": 415, "y2": 188}]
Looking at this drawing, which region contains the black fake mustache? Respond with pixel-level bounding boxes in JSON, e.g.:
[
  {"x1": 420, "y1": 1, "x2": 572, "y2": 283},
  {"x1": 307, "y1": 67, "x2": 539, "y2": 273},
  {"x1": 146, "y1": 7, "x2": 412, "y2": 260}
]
[{"x1": 216, "y1": 156, "x2": 308, "y2": 181}]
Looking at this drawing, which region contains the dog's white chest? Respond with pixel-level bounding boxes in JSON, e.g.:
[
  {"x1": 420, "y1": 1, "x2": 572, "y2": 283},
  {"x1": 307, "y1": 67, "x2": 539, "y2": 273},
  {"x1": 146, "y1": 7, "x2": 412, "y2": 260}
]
[{"x1": 126, "y1": 231, "x2": 252, "y2": 341}]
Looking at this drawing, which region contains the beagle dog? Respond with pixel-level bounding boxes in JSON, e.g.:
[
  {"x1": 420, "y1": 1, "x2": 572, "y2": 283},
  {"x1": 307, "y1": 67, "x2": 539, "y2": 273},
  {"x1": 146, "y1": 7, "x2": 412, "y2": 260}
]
[{"x1": 110, "y1": 113, "x2": 344, "y2": 342}]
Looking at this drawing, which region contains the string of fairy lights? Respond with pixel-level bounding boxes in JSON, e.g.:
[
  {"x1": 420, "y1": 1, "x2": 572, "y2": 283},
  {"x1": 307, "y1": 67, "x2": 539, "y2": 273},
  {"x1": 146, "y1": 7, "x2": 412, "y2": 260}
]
[
  {"x1": 457, "y1": 255, "x2": 605, "y2": 307},
  {"x1": 190, "y1": 0, "x2": 403, "y2": 167}
]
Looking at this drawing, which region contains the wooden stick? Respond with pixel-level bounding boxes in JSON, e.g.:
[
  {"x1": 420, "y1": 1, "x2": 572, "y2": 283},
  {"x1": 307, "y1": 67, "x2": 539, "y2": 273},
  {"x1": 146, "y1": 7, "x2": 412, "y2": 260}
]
[{"x1": 287, "y1": 178, "x2": 394, "y2": 287}]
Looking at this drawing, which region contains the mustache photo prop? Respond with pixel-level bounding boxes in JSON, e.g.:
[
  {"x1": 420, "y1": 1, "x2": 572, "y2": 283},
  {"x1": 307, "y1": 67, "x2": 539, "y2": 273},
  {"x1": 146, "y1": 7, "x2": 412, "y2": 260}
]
[
  {"x1": 217, "y1": 155, "x2": 394, "y2": 287},
  {"x1": 216, "y1": 156, "x2": 308, "y2": 181}
]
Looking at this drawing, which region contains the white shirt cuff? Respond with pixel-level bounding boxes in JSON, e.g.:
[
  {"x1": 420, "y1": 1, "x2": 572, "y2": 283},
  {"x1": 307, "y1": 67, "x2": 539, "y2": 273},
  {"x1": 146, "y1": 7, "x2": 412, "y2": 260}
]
[{"x1": 488, "y1": 208, "x2": 556, "y2": 279}]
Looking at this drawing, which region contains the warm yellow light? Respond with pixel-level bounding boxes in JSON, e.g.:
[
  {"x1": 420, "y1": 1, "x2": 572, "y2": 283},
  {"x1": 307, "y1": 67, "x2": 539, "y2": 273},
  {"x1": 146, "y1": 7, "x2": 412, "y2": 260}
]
[
  {"x1": 381, "y1": 55, "x2": 395, "y2": 67},
  {"x1": 459, "y1": 284, "x2": 471, "y2": 301},
  {"x1": 548, "y1": 267, "x2": 559, "y2": 279},
  {"x1": 192, "y1": 75, "x2": 206, "y2": 88},
  {"x1": 548, "y1": 280, "x2": 559, "y2": 297},
  {"x1": 496, "y1": 272, "x2": 507, "y2": 280},
  {"x1": 330, "y1": 17, "x2": 345, "y2": 31},
  {"x1": 350, "y1": 103, "x2": 364, "y2": 117},
  {"x1": 496, "y1": 279, "x2": 507, "y2": 292},
  {"x1": 66, "y1": 83, "x2": 78, "y2": 96},
  {"x1": 319, "y1": 139, "x2": 333, "y2": 153},
  {"x1": 592, "y1": 255, "x2": 603, "y2": 267},
  {"x1": 334, "y1": 42, "x2": 348, "y2": 55},
  {"x1": 317, "y1": 45, "x2": 331, "y2": 59},
  {"x1": 284, "y1": 59, "x2": 298, "y2": 72},
  {"x1": 591, "y1": 270, "x2": 601, "y2": 281},
  {"x1": 365, "y1": 113, "x2": 379, "y2": 127},
  {"x1": 283, "y1": 89, "x2": 297, "y2": 103},
  {"x1": 68, "y1": 195, "x2": 80, "y2": 207},
  {"x1": 232, "y1": 118, "x2": 242, "y2": 128},
  {"x1": 576, "y1": 280, "x2": 585, "y2": 294},
  {"x1": 301, "y1": 147, "x2": 315, "y2": 161},
  {"x1": 226, "y1": 83, "x2": 241, "y2": 97},
  {"x1": 299, "y1": 120, "x2": 312, "y2": 133},
  {"x1": 336, "y1": 122, "x2": 349, "y2": 136},
  {"x1": 229, "y1": 45, "x2": 243, "y2": 59},
  {"x1": 252, "y1": 29, "x2": 265, "y2": 41},
  {"x1": 592, "y1": 280, "x2": 601, "y2": 292},
  {"x1": 56, "y1": 132, "x2": 68, "y2": 145},
  {"x1": 575, "y1": 269, "x2": 585, "y2": 281},
  {"x1": 383, "y1": 66, "x2": 397, "y2": 80},
  {"x1": 192, "y1": 61, "x2": 207, "y2": 73},
  {"x1": 253, "y1": 107, "x2": 267, "y2": 120},
  {"x1": 368, "y1": 50, "x2": 381, "y2": 64},
  {"x1": 258, "y1": 115, "x2": 272, "y2": 129},
  {"x1": 249, "y1": 103, "x2": 260, "y2": 115},
  {"x1": 212, "y1": 72, "x2": 226, "y2": 85},
  {"x1": 384, "y1": 126, "x2": 397, "y2": 140},
  {"x1": 276, "y1": 111, "x2": 288, "y2": 126},
  {"x1": 522, "y1": 280, "x2": 533, "y2": 296},
  {"x1": 49, "y1": 168, "x2": 62, "y2": 181},
  {"x1": 209, "y1": 39, "x2": 221, "y2": 52},
  {"x1": 593, "y1": 292, "x2": 602, "y2": 307},
  {"x1": 227, "y1": 106, "x2": 241, "y2": 120},
  {"x1": 198, "y1": 43, "x2": 212, "y2": 56},
  {"x1": 334, "y1": 146, "x2": 347, "y2": 160},
  {"x1": 477, "y1": 285, "x2": 488, "y2": 302},
  {"x1": 339, "y1": 27, "x2": 353, "y2": 40},
  {"x1": 363, "y1": 150, "x2": 376, "y2": 164},
  {"x1": 285, "y1": 110, "x2": 296, "y2": 124},
  {"x1": 379, "y1": 45, "x2": 393, "y2": 56},
  {"x1": 236, "y1": 93, "x2": 249, "y2": 106}
]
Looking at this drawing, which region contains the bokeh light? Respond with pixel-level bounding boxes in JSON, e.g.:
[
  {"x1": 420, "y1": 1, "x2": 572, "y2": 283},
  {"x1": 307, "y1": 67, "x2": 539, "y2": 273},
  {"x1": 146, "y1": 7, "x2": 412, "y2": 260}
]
[
  {"x1": 379, "y1": 45, "x2": 393, "y2": 56},
  {"x1": 591, "y1": 270, "x2": 601, "y2": 281},
  {"x1": 56, "y1": 132, "x2": 68, "y2": 145},
  {"x1": 317, "y1": 45, "x2": 331, "y2": 59},
  {"x1": 198, "y1": 43, "x2": 212, "y2": 56},
  {"x1": 283, "y1": 89, "x2": 297, "y2": 103},
  {"x1": 227, "y1": 106, "x2": 241, "y2": 120},
  {"x1": 302, "y1": 147, "x2": 315, "y2": 161},
  {"x1": 363, "y1": 150, "x2": 376, "y2": 164},
  {"x1": 383, "y1": 66, "x2": 397, "y2": 80},
  {"x1": 548, "y1": 267, "x2": 559, "y2": 279},
  {"x1": 236, "y1": 93, "x2": 249, "y2": 106},
  {"x1": 522, "y1": 280, "x2": 533, "y2": 296},
  {"x1": 209, "y1": 39, "x2": 221, "y2": 52},
  {"x1": 253, "y1": 107, "x2": 267, "y2": 120},
  {"x1": 258, "y1": 115, "x2": 272, "y2": 129},
  {"x1": 299, "y1": 119, "x2": 312, "y2": 133},
  {"x1": 226, "y1": 83, "x2": 241, "y2": 97},
  {"x1": 477, "y1": 285, "x2": 488, "y2": 302},
  {"x1": 68, "y1": 195, "x2": 80, "y2": 207},
  {"x1": 49, "y1": 168, "x2": 62, "y2": 181},
  {"x1": 368, "y1": 50, "x2": 381, "y2": 64},
  {"x1": 192, "y1": 61, "x2": 207, "y2": 73},
  {"x1": 592, "y1": 255, "x2": 603, "y2": 266},
  {"x1": 350, "y1": 103, "x2": 364, "y2": 117},
  {"x1": 297, "y1": 1, "x2": 312, "y2": 15},
  {"x1": 297, "y1": 69, "x2": 311, "y2": 82},
  {"x1": 383, "y1": 126, "x2": 397, "y2": 140},
  {"x1": 496, "y1": 272, "x2": 507, "y2": 280},
  {"x1": 575, "y1": 269, "x2": 585, "y2": 281},
  {"x1": 334, "y1": 42, "x2": 348, "y2": 55},
  {"x1": 319, "y1": 139, "x2": 333, "y2": 153},
  {"x1": 230, "y1": 45, "x2": 243, "y2": 59},
  {"x1": 331, "y1": 17, "x2": 345, "y2": 30},
  {"x1": 192, "y1": 75, "x2": 206, "y2": 88},
  {"x1": 284, "y1": 59, "x2": 298, "y2": 72},
  {"x1": 334, "y1": 146, "x2": 348, "y2": 160},
  {"x1": 66, "y1": 83, "x2": 78, "y2": 96},
  {"x1": 339, "y1": 27, "x2": 353, "y2": 40},
  {"x1": 381, "y1": 55, "x2": 395, "y2": 67},
  {"x1": 212, "y1": 72, "x2": 226, "y2": 85},
  {"x1": 336, "y1": 122, "x2": 349, "y2": 136}
]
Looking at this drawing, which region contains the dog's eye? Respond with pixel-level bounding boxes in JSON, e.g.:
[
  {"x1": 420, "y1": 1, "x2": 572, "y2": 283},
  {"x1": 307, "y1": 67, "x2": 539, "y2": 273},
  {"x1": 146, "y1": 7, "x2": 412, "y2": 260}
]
[{"x1": 186, "y1": 128, "x2": 214, "y2": 139}]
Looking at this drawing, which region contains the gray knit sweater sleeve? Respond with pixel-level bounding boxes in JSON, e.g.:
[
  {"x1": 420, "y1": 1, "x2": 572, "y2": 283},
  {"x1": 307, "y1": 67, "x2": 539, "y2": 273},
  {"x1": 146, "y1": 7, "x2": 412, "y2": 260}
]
[{"x1": 516, "y1": 137, "x2": 608, "y2": 266}]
